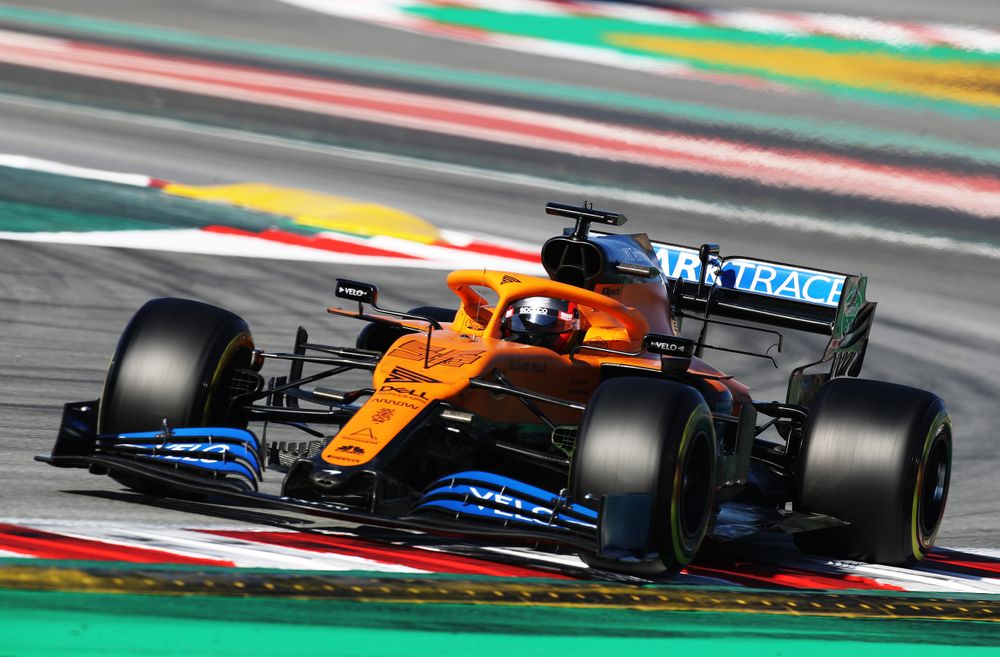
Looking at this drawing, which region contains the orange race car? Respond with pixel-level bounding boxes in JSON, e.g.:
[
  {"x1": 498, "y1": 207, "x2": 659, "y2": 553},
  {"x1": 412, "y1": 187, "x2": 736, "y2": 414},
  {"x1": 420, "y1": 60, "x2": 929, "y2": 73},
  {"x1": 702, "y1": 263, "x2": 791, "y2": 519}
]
[{"x1": 39, "y1": 202, "x2": 952, "y2": 576}]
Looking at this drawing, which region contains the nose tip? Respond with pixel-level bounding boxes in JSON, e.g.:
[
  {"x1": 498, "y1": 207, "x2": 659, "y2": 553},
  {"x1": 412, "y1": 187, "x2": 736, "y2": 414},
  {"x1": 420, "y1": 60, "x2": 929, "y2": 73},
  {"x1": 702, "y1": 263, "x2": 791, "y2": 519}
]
[{"x1": 309, "y1": 467, "x2": 344, "y2": 489}]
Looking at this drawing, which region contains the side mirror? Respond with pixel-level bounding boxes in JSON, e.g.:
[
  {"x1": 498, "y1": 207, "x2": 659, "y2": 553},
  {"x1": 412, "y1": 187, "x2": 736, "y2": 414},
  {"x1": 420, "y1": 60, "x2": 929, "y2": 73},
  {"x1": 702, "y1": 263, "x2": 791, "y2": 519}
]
[
  {"x1": 644, "y1": 333, "x2": 695, "y2": 374},
  {"x1": 334, "y1": 278, "x2": 443, "y2": 369},
  {"x1": 335, "y1": 279, "x2": 378, "y2": 306},
  {"x1": 643, "y1": 334, "x2": 696, "y2": 357}
]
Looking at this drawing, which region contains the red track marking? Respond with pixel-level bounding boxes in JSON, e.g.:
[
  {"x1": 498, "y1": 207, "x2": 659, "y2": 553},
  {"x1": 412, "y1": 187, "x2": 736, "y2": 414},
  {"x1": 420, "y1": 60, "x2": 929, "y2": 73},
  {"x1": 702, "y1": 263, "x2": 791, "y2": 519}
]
[
  {"x1": 0, "y1": 33, "x2": 995, "y2": 217},
  {"x1": 404, "y1": 16, "x2": 496, "y2": 41},
  {"x1": 202, "y1": 529, "x2": 569, "y2": 578},
  {"x1": 435, "y1": 238, "x2": 541, "y2": 262},
  {"x1": 0, "y1": 523, "x2": 234, "y2": 566},
  {"x1": 685, "y1": 560, "x2": 904, "y2": 591},
  {"x1": 924, "y1": 550, "x2": 1000, "y2": 577},
  {"x1": 202, "y1": 226, "x2": 423, "y2": 259}
]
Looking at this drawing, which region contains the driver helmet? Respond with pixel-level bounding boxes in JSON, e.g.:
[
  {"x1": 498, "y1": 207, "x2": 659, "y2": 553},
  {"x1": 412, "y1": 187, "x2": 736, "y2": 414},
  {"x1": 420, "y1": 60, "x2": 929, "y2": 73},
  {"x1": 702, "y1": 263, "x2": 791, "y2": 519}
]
[{"x1": 501, "y1": 296, "x2": 580, "y2": 352}]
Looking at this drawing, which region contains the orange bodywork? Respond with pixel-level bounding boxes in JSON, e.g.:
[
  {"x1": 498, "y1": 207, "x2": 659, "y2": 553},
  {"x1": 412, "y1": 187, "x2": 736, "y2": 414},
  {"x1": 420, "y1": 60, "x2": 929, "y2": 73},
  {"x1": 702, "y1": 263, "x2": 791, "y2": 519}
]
[{"x1": 320, "y1": 270, "x2": 691, "y2": 467}]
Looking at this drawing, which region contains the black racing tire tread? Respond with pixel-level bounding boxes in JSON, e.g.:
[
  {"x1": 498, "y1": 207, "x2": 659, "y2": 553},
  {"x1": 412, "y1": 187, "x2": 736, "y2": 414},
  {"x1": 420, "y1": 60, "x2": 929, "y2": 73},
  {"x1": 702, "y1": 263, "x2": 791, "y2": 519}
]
[
  {"x1": 794, "y1": 377, "x2": 951, "y2": 564},
  {"x1": 98, "y1": 297, "x2": 254, "y2": 436},
  {"x1": 570, "y1": 377, "x2": 716, "y2": 575}
]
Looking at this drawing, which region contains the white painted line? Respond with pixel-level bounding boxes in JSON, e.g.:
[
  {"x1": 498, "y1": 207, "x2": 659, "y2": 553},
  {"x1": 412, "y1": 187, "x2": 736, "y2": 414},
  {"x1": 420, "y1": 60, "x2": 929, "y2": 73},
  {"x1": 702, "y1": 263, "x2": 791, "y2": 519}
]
[
  {"x1": 0, "y1": 28, "x2": 73, "y2": 50},
  {"x1": 5, "y1": 520, "x2": 998, "y2": 592},
  {"x1": 7, "y1": 38, "x2": 934, "y2": 212},
  {"x1": 0, "y1": 153, "x2": 153, "y2": 187},
  {"x1": 1, "y1": 94, "x2": 997, "y2": 261},
  {"x1": 0, "y1": 147, "x2": 545, "y2": 269},
  {"x1": 855, "y1": 562, "x2": 1000, "y2": 594},
  {"x1": 0, "y1": 228, "x2": 547, "y2": 273},
  {"x1": 950, "y1": 547, "x2": 1000, "y2": 558},
  {"x1": 0, "y1": 549, "x2": 33, "y2": 558},
  {"x1": 395, "y1": 15, "x2": 697, "y2": 77},
  {"x1": 276, "y1": 0, "x2": 1000, "y2": 52},
  {"x1": 5, "y1": 522, "x2": 425, "y2": 572},
  {"x1": 82, "y1": 527, "x2": 426, "y2": 572},
  {"x1": 328, "y1": 231, "x2": 544, "y2": 272}
]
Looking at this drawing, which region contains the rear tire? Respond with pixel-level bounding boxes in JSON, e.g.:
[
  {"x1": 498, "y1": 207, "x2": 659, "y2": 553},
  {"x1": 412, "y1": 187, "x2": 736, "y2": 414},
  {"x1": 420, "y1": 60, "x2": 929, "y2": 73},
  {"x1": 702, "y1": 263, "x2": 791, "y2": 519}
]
[
  {"x1": 570, "y1": 378, "x2": 716, "y2": 576},
  {"x1": 99, "y1": 297, "x2": 254, "y2": 435},
  {"x1": 794, "y1": 378, "x2": 951, "y2": 564}
]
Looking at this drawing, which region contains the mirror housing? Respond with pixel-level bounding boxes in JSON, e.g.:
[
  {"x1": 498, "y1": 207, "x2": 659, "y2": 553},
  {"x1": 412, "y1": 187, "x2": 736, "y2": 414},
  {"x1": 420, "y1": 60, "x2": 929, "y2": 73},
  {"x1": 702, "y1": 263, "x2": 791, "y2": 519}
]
[
  {"x1": 335, "y1": 279, "x2": 379, "y2": 306},
  {"x1": 643, "y1": 333, "x2": 696, "y2": 357}
]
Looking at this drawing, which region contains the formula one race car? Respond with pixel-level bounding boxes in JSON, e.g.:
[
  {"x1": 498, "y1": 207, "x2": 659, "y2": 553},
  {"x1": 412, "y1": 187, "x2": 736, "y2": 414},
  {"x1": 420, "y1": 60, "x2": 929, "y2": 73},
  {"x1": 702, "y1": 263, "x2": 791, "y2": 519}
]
[{"x1": 39, "y1": 202, "x2": 952, "y2": 575}]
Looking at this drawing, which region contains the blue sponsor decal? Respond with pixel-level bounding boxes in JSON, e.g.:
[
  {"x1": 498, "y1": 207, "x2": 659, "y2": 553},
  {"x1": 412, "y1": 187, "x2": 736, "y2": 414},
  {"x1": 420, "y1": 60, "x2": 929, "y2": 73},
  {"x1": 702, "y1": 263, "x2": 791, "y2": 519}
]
[
  {"x1": 117, "y1": 442, "x2": 262, "y2": 477},
  {"x1": 132, "y1": 450, "x2": 259, "y2": 481},
  {"x1": 106, "y1": 428, "x2": 263, "y2": 483},
  {"x1": 429, "y1": 471, "x2": 596, "y2": 516},
  {"x1": 415, "y1": 498, "x2": 596, "y2": 529},
  {"x1": 112, "y1": 427, "x2": 261, "y2": 450},
  {"x1": 418, "y1": 471, "x2": 597, "y2": 529},
  {"x1": 414, "y1": 498, "x2": 543, "y2": 526},
  {"x1": 652, "y1": 243, "x2": 845, "y2": 307}
]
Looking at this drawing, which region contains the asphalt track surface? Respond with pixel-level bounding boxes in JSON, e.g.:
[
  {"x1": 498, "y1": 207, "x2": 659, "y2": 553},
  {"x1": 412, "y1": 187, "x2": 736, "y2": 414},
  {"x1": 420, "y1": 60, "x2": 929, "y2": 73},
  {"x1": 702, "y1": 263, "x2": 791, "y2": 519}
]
[{"x1": 0, "y1": 0, "x2": 998, "y2": 555}]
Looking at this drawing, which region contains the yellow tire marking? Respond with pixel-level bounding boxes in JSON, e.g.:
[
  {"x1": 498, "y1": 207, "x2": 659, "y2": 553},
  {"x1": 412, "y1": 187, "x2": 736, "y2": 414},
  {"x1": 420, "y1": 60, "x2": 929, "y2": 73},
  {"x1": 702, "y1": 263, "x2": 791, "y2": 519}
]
[{"x1": 911, "y1": 412, "x2": 951, "y2": 558}]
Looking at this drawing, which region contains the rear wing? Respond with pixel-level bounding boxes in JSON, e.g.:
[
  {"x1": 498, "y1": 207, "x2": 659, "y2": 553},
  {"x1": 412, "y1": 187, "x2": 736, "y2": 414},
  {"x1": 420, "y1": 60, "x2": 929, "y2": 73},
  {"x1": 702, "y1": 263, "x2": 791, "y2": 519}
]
[
  {"x1": 649, "y1": 240, "x2": 876, "y2": 405},
  {"x1": 651, "y1": 241, "x2": 853, "y2": 336}
]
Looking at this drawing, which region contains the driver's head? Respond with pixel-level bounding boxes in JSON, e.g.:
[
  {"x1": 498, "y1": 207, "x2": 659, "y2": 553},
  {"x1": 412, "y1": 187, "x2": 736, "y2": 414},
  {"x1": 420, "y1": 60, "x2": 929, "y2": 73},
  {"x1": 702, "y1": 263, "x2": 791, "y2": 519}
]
[{"x1": 501, "y1": 296, "x2": 580, "y2": 352}]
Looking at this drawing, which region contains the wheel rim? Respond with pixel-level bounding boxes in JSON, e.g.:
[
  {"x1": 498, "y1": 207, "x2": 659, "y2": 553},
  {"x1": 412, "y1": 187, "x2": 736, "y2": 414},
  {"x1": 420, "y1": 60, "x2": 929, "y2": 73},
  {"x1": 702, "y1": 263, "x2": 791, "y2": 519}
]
[
  {"x1": 203, "y1": 332, "x2": 254, "y2": 424},
  {"x1": 679, "y1": 430, "x2": 714, "y2": 542},
  {"x1": 917, "y1": 429, "x2": 950, "y2": 542}
]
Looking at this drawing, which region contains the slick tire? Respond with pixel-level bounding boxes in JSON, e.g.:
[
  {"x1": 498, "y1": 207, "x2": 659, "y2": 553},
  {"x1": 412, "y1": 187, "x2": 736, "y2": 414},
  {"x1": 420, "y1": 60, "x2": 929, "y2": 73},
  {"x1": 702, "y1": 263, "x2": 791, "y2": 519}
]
[
  {"x1": 99, "y1": 297, "x2": 254, "y2": 435},
  {"x1": 570, "y1": 378, "x2": 716, "y2": 576},
  {"x1": 794, "y1": 378, "x2": 951, "y2": 564},
  {"x1": 356, "y1": 305, "x2": 456, "y2": 353}
]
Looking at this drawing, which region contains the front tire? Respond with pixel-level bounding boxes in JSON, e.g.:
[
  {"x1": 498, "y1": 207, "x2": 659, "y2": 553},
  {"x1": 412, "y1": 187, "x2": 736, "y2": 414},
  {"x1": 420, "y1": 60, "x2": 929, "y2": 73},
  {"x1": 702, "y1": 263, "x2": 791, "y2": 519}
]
[
  {"x1": 570, "y1": 378, "x2": 716, "y2": 576},
  {"x1": 99, "y1": 297, "x2": 254, "y2": 435},
  {"x1": 794, "y1": 378, "x2": 951, "y2": 564}
]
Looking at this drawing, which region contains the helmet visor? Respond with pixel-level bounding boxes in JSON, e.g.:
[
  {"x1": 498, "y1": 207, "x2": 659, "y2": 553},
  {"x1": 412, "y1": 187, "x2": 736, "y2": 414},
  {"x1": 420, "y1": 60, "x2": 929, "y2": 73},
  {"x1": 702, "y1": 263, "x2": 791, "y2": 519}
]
[{"x1": 505, "y1": 297, "x2": 578, "y2": 334}]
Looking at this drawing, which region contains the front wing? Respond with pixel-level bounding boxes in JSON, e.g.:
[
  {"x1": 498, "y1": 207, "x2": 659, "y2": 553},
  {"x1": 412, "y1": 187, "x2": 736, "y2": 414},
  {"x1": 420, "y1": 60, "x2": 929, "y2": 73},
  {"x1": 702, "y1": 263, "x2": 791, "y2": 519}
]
[{"x1": 38, "y1": 400, "x2": 843, "y2": 562}]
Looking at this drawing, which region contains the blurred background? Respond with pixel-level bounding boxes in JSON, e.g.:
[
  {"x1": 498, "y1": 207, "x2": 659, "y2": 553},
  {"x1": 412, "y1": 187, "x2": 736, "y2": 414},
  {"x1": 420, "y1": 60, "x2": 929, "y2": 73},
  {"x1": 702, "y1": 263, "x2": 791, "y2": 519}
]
[{"x1": 0, "y1": 0, "x2": 997, "y2": 547}]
